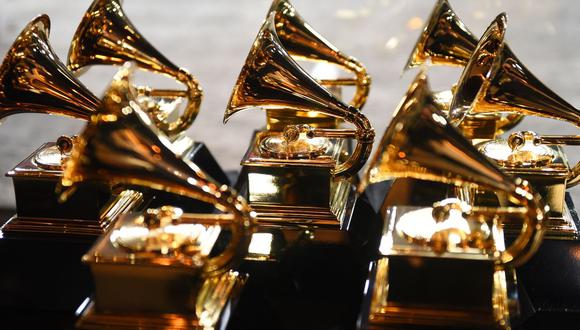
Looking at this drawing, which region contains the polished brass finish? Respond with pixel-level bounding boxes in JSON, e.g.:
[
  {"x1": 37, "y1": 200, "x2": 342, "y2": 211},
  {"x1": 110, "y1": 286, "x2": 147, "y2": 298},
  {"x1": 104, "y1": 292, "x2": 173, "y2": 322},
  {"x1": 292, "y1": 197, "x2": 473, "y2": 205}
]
[
  {"x1": 32, "y1": 135, "x2": 78, "y2": 170},
  {"x1": 260, "y1": 0, "x2": 370, "y2": 129},
  {"x1": 241, "y1": 131, "x2": 356, "y2": 227},
  {"x1": 68, "y1": 0, "x2": 202, "y2": 137},
  {"x1": 223, "y1": 1, "x2": 373, "y2": 226},
  {"x1": 478, "y1": 131, "x2": 579, "y2": 239},
  {"x1": 368, "y1": 204, "x2": 515, "y2": 329},
  {"x1": 76, "y1": 208, "x2": 248, "y2": 330},
  {"x1": 450, "y1": 14, "x2": 580, "y2": 130},
  {"x1": 405, "y1": 0, "x2": 523, "y2": 137},
  {"x1": 61, "y1": 63, "x2": 254, "y2": 275},
  {"x1": 1, "y1": 189, "x2": 143, "y2": 237},
  {"x1": 363, "y1": 72, "x2": 546, "y2": 328},
  {"x1": 224, "y1": 8, "x2": 374, "y2": 178},
  {"x1": 405, "y1": 0, "x2": 476, "y2": 69},
  {"x1": 363, "y1": 71, "x2": 546, "y2": 267},
  {"x1": 77, "y1": 271, "x2": 245, "y2": 330},
  {"x1": 0, "y1": 15, "x2": 99, "y2": 120}
]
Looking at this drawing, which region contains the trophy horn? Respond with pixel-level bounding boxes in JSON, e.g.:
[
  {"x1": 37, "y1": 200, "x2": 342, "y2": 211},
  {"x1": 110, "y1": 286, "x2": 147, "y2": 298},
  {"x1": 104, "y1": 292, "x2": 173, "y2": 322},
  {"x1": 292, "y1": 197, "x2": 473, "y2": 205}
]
[
  {"x1": 224, "y1": 11, "x2": 374, "y2": 178},
  {"x1": 61, "y1": 63, "x2": 254, "y2": 274},
  {"x1": 405, "y1": 0, "x2": 477, "y2": 70},
  {"x1": 0, "y1": 15, "x2": 99, "y2": 120},
  {"x1": 404, "y1": 1, "x2": 524, "y2": 133},
  {"x1": 364, "y1": 71, "x2": 546, "y2": 266},
  {"x1": 67, "y1": 0, "x2": 202, "y2": 137},
  {"x1": 450, "y1": 14, "x2": 580, "y2": 130},
  {"x1": 266, "y1": 0, "x2": 370, "y2": 109}
]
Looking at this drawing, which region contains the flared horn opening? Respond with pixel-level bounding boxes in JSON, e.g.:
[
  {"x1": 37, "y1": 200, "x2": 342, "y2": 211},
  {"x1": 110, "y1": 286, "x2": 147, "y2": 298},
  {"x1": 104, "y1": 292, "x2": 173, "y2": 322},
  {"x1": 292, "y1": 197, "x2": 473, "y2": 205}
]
[{"x1": 449, "y1": 13, "x2": 507, "y2": 125}]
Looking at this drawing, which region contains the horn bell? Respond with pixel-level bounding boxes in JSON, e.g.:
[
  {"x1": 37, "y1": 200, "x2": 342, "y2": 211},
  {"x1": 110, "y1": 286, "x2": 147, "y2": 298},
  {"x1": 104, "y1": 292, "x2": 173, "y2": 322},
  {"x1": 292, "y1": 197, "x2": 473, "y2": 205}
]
[
  {"x1": 268, "y1": 0, "x2": 370, "y2": 109},
  {"x1": 0, "y1": 15, "x2": 99, "y2": 120},
  {"x1": 61, "y1": 64, "x2": 254, "y2": 275},
  {"x1": 405, "y1": 0, "x2": 477, "y2": 70},
  {"x1": 224, "y1": 11, "x2": 374, "y2": 177},
  {"x1": 365, "y1": 71, "x2": 546, "y2": 266},
  {"x1": 67, "y1": 0, "x2": 202, "y2": 136},
  {"x1": 450, "y1": 13, "x2": 580, "y2": 127}
]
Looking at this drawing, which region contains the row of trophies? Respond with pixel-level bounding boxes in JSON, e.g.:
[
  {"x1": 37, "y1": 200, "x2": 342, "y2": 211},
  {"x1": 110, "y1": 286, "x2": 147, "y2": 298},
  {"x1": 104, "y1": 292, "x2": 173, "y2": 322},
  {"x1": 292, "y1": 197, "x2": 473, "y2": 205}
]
[{"x1": 0, "y1": 0, "x2": 578, "y2": 329}]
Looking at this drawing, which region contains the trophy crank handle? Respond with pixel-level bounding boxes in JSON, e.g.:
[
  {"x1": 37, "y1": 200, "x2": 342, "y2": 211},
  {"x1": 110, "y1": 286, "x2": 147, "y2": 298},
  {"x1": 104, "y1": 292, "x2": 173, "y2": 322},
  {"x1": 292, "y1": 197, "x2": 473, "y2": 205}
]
[
  {"x1": 136, "y1": 86, "x2": 189, "y2": 99},
  {"x1": 176, "y1": 212, "x2": 236, "y2": 226},
  {"x1": 285, "y1": 118, "x2": 374, "y2": 178},
  {"x1": 319, "y1": 78, "x2": 357, "y2": 86},
  {"x1": 538, "y1": 135, "x2": 580, "y2": 145},
  {"x1": 151, "y1": 68, "x2": 202, "y2": 137}
]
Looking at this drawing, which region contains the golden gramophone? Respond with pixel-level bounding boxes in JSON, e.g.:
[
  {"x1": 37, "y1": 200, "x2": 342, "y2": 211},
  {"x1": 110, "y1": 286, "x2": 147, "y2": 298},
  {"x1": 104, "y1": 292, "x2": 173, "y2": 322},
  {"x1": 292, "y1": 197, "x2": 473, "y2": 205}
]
[
  {"x1": 68, "y1": 0, "x2": 201, "y2": 139},
  {"x1": 404, "y1": 0, "x2": 523, "y2": 140},
  {"x1": 361, "y1": 72, "x2": 546, "y2": 329},
  {"x1": 450, "y1": 14, "x2": 579, "y2": 239},
  {"x1": 66, "y1": 0, "x2": 228, "y2": 184},
  {"x1": 223, "y1": 2, "x2": 375, "y2": 227},
  {"x1": 61, "y1": 64, "x2": 254, "y2": 329},
  {"x1": 256, "y1": 0, "x2": 371, "y2": 131},
  {"x1": 0, "y1": 15, "x2": 145, "y2": 237}
]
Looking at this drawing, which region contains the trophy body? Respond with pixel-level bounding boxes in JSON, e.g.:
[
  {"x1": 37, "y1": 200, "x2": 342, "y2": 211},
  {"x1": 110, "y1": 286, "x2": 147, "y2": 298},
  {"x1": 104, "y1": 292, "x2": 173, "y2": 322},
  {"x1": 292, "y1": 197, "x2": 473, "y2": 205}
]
[
  {"x1": 477, "y1": 134, "x2": 579, "y2": 239},
  {"x1": 67, "y1": 0, "x2": 229, "y2": 186},
  {"x1": 58, "y1": 64, "x2": 254, "y2": 329},
  {"x1": 365, "y1": 203, "x2": 516, "y2": 329},
  {"x1": 224, "y1": 0, "x2": 373, "y2": 228},
  {"x1": 359, "y1": 71, "x2": 546, "y2": 329},
  {"x1": 239, "y1": 130, "x2": 356, "y2": 228},
  {"x1": 75, "y1": 212, "x2": 247, "y2": 330}
]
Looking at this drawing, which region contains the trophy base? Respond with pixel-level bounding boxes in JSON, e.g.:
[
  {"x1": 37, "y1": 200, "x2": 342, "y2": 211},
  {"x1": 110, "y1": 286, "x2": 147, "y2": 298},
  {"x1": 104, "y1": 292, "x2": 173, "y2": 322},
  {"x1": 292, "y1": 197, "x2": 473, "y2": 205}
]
[
  {"x1": 75, "y1": 271, "x2": 247, "y2": 330},
  {"x1": 504, "y1": 193, "x2": 579, "y2": 240},
  {"x1": 1, "y1": 189, "x2": 144, "y2": 238},
  {"x1": 228, "y1": 191, "x2": 382, "y2": 330},
  {"x1": 517, "y1": 234, "x2": 580, "y2": 328},
  {"x1": 6, "y1": 143, "x2": 113, "y2": 222},
  {"x1": 362, "y1": 258, "x2": 517, "y2": 330},
  {"x1": 236, "y1": 130, "x2": 357, "y2": 229},
  {"x1": 239, "y1": 173, "x2": 357, "y2": 229},
  {"x1": 0, "y1": 229, "x2": 94, "y2": 312},
  {"x1": 0, "y1": 191, "x2": 143, "y2": 313}
]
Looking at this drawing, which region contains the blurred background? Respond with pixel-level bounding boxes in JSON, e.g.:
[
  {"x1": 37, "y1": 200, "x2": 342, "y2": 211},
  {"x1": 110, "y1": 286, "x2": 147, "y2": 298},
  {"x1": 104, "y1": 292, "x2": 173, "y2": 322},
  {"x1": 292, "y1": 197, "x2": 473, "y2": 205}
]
[{"x1": 0, "y1": 0, "x2": 578, "y2": 208}]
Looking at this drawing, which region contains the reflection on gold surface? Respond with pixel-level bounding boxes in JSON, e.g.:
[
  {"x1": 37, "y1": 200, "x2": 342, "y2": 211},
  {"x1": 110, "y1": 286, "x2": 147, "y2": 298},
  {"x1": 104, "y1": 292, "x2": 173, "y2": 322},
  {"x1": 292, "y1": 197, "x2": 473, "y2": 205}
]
[
  {"x1": 248, "y1": 233, "x2": 274, "y2": 256},
  {"x1": 362, "y1": 71, "x2": 546, "y2": 267},
  {"x1": 68, "y1": 0, "x2": 202, "y2": 137}
]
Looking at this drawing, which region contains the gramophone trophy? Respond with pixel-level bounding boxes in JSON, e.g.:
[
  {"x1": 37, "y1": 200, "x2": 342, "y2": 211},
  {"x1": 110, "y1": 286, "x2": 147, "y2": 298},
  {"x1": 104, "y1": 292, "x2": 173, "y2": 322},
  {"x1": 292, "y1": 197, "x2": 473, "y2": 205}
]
[
  {"x1": 61, "y1": 64, "x2": 254, "y2": 329},
  {"x1": 360, "y1": 71, "x2": 546, "y2": 329},
  {"x1": 0, "y1": 15, "x2": 148, "y2": 313},
  {"x1": 450, "y1": 14, "x2": 580, "y2": 239},
  {"x1": 224, "y1": 0, "x2": 375, "y2": 228},
  {"x1": 404, "y1": 0, "x2": 523, "y2": 140},
  {"x1": 0, "y1": 15, "x2": 145, "y2": 238},
  {"x1": 67, "y1": 0, "x2": 228, "y2": 185}
]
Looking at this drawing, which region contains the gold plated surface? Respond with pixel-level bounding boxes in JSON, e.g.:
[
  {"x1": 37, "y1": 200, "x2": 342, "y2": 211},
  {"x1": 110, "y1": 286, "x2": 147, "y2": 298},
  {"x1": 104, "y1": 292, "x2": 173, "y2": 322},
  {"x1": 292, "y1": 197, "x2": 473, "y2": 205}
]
[
  {"x1": 0, "y1": 15, "x2": 99, "y2": 120},
  {"x1": 405, "y1": 0, "x2": 476, "y2": 69},
  {"x1": 269, "y1": 0, "x2": 370, "y2": 109},
  {"x1": 450, "y1": 13, "x2": 580, "y2": 128},
  {"x1": 1, "y1": 189, "x2": 143, "y2": 237},
  {"x1": 68, "y1": 0, "x2": 202, "y2": 137},
  {"x1": 224, "y1": 3, "x2": 374, "y2": 177},
  {"x1": 478, "y1": 132, "x2": 579, "y2": 239},
  {"x1": 242, "y1": 131, "x2": 356, "y2": 227},
  {"x1": 404, "y1": 0, "x2": 524, "y2": 136},
  {"x1": 61, "y1": 63, "x2": 254, "y2": 274},
  {"x1": 363, "y1": 71, "x2": 546, "y2": 267}
]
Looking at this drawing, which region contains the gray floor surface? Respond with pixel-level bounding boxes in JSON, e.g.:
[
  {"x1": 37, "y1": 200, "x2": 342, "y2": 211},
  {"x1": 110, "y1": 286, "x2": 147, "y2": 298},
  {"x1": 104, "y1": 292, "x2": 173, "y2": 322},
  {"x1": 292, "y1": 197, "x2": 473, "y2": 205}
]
[{"x1": 0, "y1": 0, "x2": 578, "y2": 208}]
